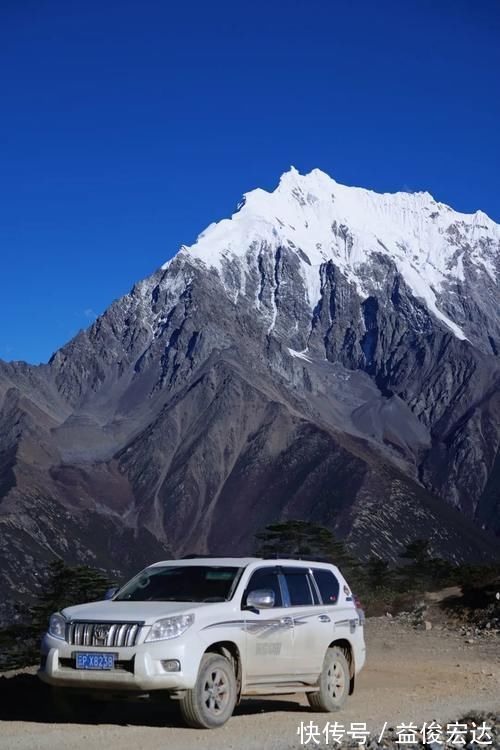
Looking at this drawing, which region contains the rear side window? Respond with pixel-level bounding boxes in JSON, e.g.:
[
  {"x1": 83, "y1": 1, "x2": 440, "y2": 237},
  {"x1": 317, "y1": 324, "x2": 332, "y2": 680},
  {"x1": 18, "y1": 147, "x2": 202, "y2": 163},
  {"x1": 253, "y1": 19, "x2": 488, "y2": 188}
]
[
  {"x1": 313, "y1": 568, "x2": 340, "y2": 604},
  {"x1": 282, "y1": 568, "x2": 314, "y2": 606},
  {"x1": 244, "y1": 568, "x2": 282, "y2": 607}
]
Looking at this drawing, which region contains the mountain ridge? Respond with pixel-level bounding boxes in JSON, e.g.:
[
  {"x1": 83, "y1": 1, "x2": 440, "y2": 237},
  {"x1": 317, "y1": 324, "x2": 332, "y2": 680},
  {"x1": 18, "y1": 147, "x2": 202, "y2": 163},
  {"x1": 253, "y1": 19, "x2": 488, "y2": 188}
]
[
  {"x1": 0, "y1": 167, "x2": 498, "y2": 621},
  {"x1": 175, "y1": 167, "x2": 499, "y2": 346}
]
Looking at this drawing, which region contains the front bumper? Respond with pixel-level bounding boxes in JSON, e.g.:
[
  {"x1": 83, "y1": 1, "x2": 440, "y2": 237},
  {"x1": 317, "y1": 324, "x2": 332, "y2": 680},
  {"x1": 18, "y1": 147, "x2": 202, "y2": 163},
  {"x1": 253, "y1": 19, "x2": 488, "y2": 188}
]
[{"x1": 38, "y1": 634, "x2": 199, "y2": 692}]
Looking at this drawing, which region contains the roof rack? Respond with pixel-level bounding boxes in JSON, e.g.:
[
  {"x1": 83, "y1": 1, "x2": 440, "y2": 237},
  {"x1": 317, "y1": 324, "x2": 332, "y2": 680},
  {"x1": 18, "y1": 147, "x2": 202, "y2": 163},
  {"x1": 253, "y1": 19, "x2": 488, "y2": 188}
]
[
  {"x1": 265, "y1": 554, "x2": 333, "y2": 563},
  {"x1": 181, "y1": 554, "x2": 332, "y2": 562},
  {"x1": 181, "y1": 554, "x2": 262, "y2": 559},
  {"x1": 182, "y1": 554, "x2": 225, "y2": 559}
]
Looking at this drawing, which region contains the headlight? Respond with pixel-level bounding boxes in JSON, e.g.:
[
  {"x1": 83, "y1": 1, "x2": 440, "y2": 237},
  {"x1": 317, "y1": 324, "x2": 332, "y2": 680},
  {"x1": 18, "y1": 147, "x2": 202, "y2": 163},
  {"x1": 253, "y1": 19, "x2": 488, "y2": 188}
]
[
  {"x1": 48, "y1": 612, "x2": 66, "y2": 640},
  {"x1": 145, "y1": 614, "x2": 194, "y2": 642}
]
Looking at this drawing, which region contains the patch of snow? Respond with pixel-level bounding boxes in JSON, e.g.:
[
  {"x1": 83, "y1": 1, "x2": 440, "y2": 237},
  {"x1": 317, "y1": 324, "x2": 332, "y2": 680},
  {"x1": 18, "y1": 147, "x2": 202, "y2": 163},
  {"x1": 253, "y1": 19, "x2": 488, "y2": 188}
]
[
  {"x1": 267, "y1": 296, "x2": 278, "y2": 334},
  {"x1": 288, "y1": 347, "x2": 312, "y2": 363}
]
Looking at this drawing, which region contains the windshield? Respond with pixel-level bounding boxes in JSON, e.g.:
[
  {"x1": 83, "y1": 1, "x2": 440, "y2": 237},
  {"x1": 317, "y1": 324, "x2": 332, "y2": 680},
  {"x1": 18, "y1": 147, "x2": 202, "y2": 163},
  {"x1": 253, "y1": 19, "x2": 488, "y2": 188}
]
[{"x1": 114, "y1": 565, "x2": 241, "y2": 602}]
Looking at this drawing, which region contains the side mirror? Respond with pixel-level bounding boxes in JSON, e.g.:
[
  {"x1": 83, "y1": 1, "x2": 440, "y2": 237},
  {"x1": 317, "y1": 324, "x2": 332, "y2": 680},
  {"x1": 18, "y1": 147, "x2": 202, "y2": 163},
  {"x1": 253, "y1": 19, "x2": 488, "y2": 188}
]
[
  {"x1": 104, "y1": 586, "x2": 118, "y2": 600},
  {"x1": 246, "y1": 589, "x2": 275, "y2": 610}
]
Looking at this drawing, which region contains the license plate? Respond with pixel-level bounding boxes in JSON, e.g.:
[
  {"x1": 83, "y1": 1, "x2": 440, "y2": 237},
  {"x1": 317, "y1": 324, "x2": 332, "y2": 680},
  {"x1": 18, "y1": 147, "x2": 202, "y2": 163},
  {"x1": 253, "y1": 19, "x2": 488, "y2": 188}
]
[{"x1": 75, "y1": 652, "x2": 115, "y2": 670}]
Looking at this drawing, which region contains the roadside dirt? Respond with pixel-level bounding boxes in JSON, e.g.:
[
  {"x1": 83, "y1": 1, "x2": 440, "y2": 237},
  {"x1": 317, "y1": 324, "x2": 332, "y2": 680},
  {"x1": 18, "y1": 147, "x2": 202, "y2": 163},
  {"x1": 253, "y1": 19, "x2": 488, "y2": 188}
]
[{"x1": 0, "y1": 617, "x2": 498, "y2": 750}]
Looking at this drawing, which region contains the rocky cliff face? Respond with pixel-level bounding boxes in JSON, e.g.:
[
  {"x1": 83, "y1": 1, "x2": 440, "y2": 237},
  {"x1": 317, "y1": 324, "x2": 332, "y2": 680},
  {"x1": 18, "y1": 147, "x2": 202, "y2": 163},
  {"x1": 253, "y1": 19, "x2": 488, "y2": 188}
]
[{"x1": 0, "y1": 168, "x2": 499, "y2": 619}]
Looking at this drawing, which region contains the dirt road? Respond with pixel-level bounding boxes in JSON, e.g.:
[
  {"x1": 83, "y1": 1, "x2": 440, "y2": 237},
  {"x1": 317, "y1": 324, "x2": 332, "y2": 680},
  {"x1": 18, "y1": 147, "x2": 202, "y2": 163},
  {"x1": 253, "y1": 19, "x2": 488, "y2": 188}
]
[{"x1": 1, "y1": 618, "x2": 499, "y2": 750}]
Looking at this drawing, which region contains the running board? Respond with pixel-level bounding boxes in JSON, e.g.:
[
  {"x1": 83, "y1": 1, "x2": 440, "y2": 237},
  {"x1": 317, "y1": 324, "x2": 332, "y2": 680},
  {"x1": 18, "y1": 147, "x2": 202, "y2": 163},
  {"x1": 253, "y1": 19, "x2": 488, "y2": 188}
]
[{"x1": 243, "y1": 684, "x2": 318, "y2": 696}]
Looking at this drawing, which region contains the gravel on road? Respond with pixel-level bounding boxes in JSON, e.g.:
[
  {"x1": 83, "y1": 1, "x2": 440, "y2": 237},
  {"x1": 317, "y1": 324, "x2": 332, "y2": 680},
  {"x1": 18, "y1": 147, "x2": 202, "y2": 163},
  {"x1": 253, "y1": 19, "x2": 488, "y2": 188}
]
[{"x1": 0, "y1": 617, "x2": 498, "y2": 750}]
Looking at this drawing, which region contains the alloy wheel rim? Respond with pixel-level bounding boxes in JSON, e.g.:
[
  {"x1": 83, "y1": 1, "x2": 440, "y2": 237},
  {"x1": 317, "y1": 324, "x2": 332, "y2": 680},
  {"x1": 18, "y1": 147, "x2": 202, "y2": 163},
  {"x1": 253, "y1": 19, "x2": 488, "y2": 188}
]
[
  {"x1": 326, "y1": 660, "x2": 346, "y2": 699},
  {"x1": 202, "y1": 669, "x2": 230, "y2": 714}
]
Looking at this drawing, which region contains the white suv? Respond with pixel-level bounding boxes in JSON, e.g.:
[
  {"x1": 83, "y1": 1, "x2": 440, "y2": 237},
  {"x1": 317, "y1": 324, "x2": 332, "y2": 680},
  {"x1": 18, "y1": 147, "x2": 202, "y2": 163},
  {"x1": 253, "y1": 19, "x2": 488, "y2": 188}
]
[{"x1": 38, "y1": 557, "x2": 366, "y2": 728}]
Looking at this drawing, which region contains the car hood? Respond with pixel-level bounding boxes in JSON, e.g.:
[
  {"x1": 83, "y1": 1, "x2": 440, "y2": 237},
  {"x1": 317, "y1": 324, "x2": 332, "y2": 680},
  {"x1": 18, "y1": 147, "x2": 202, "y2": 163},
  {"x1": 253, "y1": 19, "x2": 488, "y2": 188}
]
[{"x1": 61, "y1": 599, "x2": 210, "y2": 625}]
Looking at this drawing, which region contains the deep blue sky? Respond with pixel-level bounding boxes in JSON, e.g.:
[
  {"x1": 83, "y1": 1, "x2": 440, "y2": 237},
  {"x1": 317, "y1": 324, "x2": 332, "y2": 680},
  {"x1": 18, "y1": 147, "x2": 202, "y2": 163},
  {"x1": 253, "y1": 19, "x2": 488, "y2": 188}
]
[{"x1": 1, "y1": 0, "x2": 499, "y2": 363}]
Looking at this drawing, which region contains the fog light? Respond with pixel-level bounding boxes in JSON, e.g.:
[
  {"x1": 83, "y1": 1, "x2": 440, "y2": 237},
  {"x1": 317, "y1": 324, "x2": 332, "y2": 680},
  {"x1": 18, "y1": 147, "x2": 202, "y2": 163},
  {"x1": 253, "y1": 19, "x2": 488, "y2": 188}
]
[{"x1": 161, "y1": 659, "x2": 181, "y2": 672}]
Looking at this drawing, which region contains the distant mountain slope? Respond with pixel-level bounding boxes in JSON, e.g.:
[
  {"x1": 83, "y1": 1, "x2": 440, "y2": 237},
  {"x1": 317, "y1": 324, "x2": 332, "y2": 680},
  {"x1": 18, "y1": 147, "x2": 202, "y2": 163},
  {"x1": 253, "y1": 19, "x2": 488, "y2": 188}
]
[{"x1": 0, "y1": 168, "x2": 498, "y2": 619}]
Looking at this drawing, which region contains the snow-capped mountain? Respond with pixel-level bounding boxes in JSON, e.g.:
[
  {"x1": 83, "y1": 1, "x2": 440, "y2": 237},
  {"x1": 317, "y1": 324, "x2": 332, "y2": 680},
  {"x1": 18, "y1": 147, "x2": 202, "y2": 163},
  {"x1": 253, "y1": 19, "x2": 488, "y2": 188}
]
[
  {"x1": 177, "y1": 167, "x2": 499, "y2": 347},
  {"x1": 0, "y1": 168, "x2": 499, "y2": 620}
]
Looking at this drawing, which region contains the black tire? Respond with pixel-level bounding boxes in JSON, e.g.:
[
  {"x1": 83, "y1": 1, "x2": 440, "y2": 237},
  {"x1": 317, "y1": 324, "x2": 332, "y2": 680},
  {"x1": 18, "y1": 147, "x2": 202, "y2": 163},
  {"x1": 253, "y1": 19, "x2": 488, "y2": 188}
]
[
  {"x1": 307, "y1": 646, "x2": 350, "y2": 712},
  {"x1": 179, "y1": 653, "x2": 237, "y2": 729}
]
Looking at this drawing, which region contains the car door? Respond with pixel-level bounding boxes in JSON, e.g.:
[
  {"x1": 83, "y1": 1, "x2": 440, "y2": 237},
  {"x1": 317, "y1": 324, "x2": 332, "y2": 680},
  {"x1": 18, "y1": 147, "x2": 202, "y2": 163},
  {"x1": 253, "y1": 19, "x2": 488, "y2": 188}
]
[
  {"x1": 281, "y1": 566, "x2": 327, "y2": 678},
  {"x1": 313, "y1": 566, "x2": 360, "y2": 637},
  {"x1": 242, "y1": 566, "x2": 295, "y2": 682}
]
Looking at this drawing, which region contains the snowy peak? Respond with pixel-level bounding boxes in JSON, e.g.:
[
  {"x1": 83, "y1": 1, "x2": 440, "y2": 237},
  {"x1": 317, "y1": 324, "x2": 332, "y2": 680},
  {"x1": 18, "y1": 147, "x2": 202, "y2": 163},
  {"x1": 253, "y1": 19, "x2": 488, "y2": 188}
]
[{"x1": 165, "y1": 168, "x2": 499, "y2": 343}]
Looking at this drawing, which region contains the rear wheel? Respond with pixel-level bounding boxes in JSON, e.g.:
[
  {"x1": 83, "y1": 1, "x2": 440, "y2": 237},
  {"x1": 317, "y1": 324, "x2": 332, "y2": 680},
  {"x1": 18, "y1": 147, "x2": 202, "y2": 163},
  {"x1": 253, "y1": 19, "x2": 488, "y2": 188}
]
[
  {"x1": 179, "y1": 653, "x2": 237, "y2": 729},
  {"x1": 307, "y1": 647, "x2": 350, "y2": 712}
]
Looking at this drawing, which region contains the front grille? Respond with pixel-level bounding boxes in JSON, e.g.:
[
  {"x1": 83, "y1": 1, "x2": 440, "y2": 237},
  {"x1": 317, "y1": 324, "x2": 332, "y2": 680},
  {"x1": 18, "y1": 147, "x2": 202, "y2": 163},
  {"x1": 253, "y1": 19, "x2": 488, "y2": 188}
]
[
  {"x1": 59, "y1": 657, "x2": 135, "y2": 673},
  {"x1": 67, "y1": 621, "x2": 143, "y2": 647}
]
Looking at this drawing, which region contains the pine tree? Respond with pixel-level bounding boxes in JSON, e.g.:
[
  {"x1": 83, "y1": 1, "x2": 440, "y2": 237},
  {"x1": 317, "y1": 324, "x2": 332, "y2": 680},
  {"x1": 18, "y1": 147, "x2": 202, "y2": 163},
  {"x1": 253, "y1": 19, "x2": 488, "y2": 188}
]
[
  {"x1": 365, "y1": 557, "x2": 394, "y2": 591},
  {"x1": 400, "y1": 539, "x2": 431, "y2": 566},
  {"x1": 0, "y1": 559, "x2": 114, "y2": 670},
  {"x1": 397, "y1": 538, "x2": 450, "y2": 591},
  {"x1": 255, "y1": 520, "x2": 359, "y2": 575}
]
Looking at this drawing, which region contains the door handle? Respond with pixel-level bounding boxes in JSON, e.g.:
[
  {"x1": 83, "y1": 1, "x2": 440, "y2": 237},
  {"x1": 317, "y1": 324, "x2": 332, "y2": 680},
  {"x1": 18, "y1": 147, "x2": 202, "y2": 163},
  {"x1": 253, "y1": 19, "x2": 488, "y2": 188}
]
[
  {"x1": 318, "y1": 614, "x2": 331, "y2": 623},
  {"x1": 280, "y1": 617, "x2": 293, "y2": 628}
]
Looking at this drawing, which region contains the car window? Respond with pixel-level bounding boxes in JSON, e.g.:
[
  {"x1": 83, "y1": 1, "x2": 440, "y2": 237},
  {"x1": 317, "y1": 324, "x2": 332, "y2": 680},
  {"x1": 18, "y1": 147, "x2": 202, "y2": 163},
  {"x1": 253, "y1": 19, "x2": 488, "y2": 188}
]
[
  {"x1": 244, "y1": 568, "x2": 282, "y2": 607},
  {"x1": 282, "y1": 567, "x2": 314, "y2": 606},
  {"x1": 312, "y1": 568, "x2": 340, "y2": 604},
  {"x1": 115, "y1": 565, "x2": 240, "y2": 602}
]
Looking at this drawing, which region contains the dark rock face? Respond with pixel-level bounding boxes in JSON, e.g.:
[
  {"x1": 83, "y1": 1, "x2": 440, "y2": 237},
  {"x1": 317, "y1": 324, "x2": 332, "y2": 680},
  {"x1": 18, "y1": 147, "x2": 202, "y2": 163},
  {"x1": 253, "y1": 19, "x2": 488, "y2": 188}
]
[{"x1": 0, "y1": 169, "x2": 499, "y2": 620}]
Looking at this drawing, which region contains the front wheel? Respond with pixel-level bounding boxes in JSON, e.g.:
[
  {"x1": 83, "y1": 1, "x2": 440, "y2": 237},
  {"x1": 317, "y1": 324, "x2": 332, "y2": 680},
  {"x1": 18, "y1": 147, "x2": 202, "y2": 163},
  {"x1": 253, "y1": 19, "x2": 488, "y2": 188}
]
[
  {"x1": 179, "y1": 653, "x2": 237, "y2": 729},
  {"x1": 307, "y1": 646, "x2": 350, "y2": 712}
]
